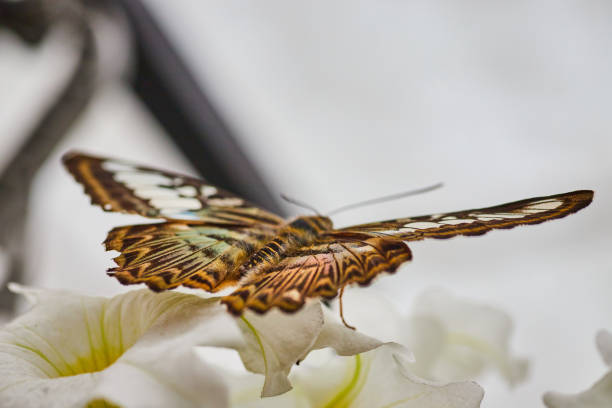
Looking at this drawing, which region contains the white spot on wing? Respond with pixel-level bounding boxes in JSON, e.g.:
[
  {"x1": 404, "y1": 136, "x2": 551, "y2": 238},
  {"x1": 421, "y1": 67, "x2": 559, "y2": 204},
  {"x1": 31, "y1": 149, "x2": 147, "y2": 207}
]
[
  {"x1": 201, "y1": 186, "x2": 218, "y2": 197},
  {"x1": 398, "y1": 227, "x2": 417, "y2": 233},
  {"x1": 176, "y1": 185, "x2": 198, "y2": 197},
  {"x1": 282, "y1": 289, "x2": 302, "y2": 303},
  {"x1": 150, "y1": 197, "x2": 202, "y2": 210},
  {"x1": 403, "y1": 221, "x2": 440, "y2": 229},
  {"x1": 115, "y1": 172, "x2": 173, "y2": 187},
  {"x1": 134, "y1": 188, "x2": 178, "y2": 200},
  {"x1": 439, "y1": 219, "x2": 477, "y2": 225},
  {"x1": 377, "y1": 230, "x2": 401, "y2": 235},
  {"x1": 208, "y1": 198, "x2": 244, "y2": 207},
  {"x1": 526, "y1": 200, "x2": 562, "y2": 211},
  {"x1": 472, "y1": 212, "x2": 526, "y2": 220},
  {"x1": 102, "y1": 161, "x2": 134, "y2": 173}
]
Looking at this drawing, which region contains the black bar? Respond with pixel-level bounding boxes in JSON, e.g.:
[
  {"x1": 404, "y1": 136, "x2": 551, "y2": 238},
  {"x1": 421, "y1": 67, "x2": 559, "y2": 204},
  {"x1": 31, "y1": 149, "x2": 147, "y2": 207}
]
[{"x1": 115, "y1": 0, "x2": 284, "y2": 214}]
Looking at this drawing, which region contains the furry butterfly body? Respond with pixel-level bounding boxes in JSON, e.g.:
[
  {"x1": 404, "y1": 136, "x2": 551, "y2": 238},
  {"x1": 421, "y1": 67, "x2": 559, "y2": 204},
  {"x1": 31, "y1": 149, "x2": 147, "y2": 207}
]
[{"x1": 64, "y1": 152, "x2": 593, "y2": 316}]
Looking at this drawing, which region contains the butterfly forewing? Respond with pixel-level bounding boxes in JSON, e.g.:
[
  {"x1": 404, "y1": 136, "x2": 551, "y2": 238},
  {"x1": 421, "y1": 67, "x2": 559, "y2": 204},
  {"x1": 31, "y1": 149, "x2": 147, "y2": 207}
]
[
  {"x1": 339, "y1": 190, "x2": 593, "y2": 241},
  {"x1": 63, "y1": 152, "x2": 284, "y2": 226}
]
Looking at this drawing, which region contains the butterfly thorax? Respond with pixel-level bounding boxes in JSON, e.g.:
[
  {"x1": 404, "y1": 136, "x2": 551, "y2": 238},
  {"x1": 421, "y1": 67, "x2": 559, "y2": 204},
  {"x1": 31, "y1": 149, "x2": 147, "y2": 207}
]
[
  {"x1": 285, "y1": 215, "x2": 333, "y2": 237},
  {"x1": 238, "y1": 216, "x2": 333, "y2": 278}
]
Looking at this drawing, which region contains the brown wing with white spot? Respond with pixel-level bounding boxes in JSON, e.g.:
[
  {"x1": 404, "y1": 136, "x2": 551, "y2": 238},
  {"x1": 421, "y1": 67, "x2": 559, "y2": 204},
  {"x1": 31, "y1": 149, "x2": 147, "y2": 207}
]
[
  {"x1": 339, "y1": 190, "x2": 593, "y2": 241},
  {"x1": 221, "y1": 234, "x2": 411, "y2": 315},
  {"x1": 63, "y1": 152, "x2": 284, "y2": 226}
]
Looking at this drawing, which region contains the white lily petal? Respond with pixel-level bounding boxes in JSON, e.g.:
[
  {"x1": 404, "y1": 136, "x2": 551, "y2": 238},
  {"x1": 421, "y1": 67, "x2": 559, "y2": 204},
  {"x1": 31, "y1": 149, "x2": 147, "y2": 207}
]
[
  {"x1": 333, "y1": 290, "x2": 405, "y2": 342},
  {"x1": 7, "y1": 282, "x2": 49, "y2": 305},
  {"x1": 236, "y1": 301, "x2": 385, "y2": 398},
  {"x1": 0, "y1": 285, "x2": 244, "y2": 408},
  {"x1": 93, "y1": 347, "x2": 229, "y2": 408},
  {"x1": 237, "y1": 302, "x2": 324, "y2": 397},
  {"x1": 543, "y1": 330, "x2": 612, "y2": 408},
  {"x1": 310, "y1": 307, "x2": 384, "y2": 356},
  {"x1": 225, "y1": 371, "x2": 311, "y2": 408},
  {"x1": 403, "y1": 316, "x2": 446, "y2": 377},
  {"x1": 298, "y1": 343, "x2": 484, "y2": 408},
  {"x1": 405, "y1": 288, "x2": 528, "y2": 385},
  {"x1": 543, "y1": 372, "x2": 612, "y2": 408}
]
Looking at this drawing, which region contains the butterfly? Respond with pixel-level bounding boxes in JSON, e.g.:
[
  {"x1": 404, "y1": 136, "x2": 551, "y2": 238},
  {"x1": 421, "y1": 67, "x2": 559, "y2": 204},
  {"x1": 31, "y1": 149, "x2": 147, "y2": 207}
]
[{"x1": 63, "y1": 152, "x2": 593, "y2": 327}]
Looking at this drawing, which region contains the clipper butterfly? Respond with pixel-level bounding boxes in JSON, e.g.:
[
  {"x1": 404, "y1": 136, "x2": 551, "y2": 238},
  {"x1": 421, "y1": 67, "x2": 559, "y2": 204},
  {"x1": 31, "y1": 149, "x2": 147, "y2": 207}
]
[{"x1": 63, "y1": 152, "x2": 593, "y2": 320}]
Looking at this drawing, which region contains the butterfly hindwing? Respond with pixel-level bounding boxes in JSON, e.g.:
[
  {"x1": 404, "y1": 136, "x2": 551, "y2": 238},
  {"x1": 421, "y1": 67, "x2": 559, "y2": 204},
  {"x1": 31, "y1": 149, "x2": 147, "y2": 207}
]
[
  {"x1": 221, "y1": 234, "x2": 411, "y2": 315},
  {"x1": 63, "y1": 152, "x2": 284, "y2": 226},
  {"x1": 105, "y1": 222, "x2": 277, "y2": 292},
  {"x1": 339, "y1": 190, "x2": 593, "y2": 241}
]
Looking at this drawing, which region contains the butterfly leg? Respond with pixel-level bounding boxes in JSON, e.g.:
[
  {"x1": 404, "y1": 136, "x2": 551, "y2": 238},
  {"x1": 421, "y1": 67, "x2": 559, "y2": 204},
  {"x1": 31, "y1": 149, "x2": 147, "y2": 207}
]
[{"x1": 339, "y1": 285, "x2": 356, "y2": 330}]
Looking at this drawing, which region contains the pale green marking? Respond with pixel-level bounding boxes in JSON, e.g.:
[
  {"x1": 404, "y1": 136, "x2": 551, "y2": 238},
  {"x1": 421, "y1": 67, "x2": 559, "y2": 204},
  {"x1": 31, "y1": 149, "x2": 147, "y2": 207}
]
[
  {"x1": 0, "y1": 378, "x2": 29, "y2": 393},
  {"x1": 82, "y1": 299, "x2": 100, "y2": 372},
  {"x1": 87, "y1": 399, "x2": 120, "y2": 408},
  {"x1": 240, "y1": 315, "x2": 268, "y2": 378},
  {"x1": 70, "y1": 346, "x2": 88, "y2": 375},
  {"x1": 379, "y1": 392, "x2": 429, "y2": 408},
  {"x1": 12, "y1": 324, "x2": 78, "y2": 376},
  {"x1": 142, "y1": 240, "x2": 224, "y2": 276},
  {"x1": 322, "y1": 354, "x2": 363, "y2": 408},
  {"x1": 99, "y1": 302, "x2": 111, "y2": 368},
  {"x1": 117, "y1": 300, "x2": 124, "y2": 356},
  {"x1": 10, "y1": 342, "x2": 63, "y2": 378},
  {"x1": 346, "y1": 355, "x2": 371, "y2": 408},
  {"x1": 0, "y1": 348, "x2": 55, "y2": 379},
  {"x1": 447, "y1": 332, "x2": 509, "y2": 374}
]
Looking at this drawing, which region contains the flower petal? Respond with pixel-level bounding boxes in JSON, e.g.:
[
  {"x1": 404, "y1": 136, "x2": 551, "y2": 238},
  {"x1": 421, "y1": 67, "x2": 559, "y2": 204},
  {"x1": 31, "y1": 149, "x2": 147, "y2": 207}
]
[
  {"x1": 405, "y1": 288, "x2": 528, "y2": 385},
  {"x1": 224, "y1": 371, "x2": 311, "y2": 408},
  {"x1": 331, "y1": 290, "x2": 405, "y2": 343},
  {"x1": 543, "y1": 330, "x2": 612, "y2": 408},
  {"x1": 1, "y1": 285, "x2": 244, "y2": 408},
  {"x1": 298, "y1": 343, "x2": 484, "y2": 408},
  {"x1": 236, "y1": 302, "x2": 324, "y2": 397},
  {"x1": 92, "y1": 348, "x2": 230, "y2": 408},
  {"x1": 236, "y1": 301, "x2": 384, "y2": 398},
  {"x1": 543, "y1": 372, "x2": 612, "y2": 408},
  {"x1": 310, "y1": 307, "x2": 383, "y2": 356}
]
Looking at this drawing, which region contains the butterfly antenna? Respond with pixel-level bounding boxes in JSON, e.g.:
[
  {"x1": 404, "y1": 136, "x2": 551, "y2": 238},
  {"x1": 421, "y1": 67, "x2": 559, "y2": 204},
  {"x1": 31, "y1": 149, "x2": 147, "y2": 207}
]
[
  {"x1": 327, "y1": 182, "x2": 444, "y2": 216},
  {"x1": 280, "y1": 193, "x2": 321, "y2": 215}
]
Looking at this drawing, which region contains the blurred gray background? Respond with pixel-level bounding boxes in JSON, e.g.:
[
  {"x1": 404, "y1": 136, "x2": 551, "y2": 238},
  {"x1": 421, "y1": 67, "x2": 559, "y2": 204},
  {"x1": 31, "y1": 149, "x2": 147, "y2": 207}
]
[{"x1": 1, "y1": 1, "x2": 610, "y2": 406}]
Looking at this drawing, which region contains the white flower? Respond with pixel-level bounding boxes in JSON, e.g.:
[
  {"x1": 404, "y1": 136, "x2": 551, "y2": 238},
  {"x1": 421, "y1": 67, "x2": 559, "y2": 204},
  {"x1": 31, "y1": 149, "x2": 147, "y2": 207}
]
[
  {"x1": 543, "y1": 330, "x2": 612, "y2": 408},
  {"x1": 339, "y1": 288, "x2": 528, "y2": 385},
  {"x1": 297, "y1": 343, "x2": 484, "y2": 408},
  {"x1": 0, "y1": 284, "x2": 242, "y2": 408},
  {"x1": 228, "y1": 343, "x2": 484, "y2": 408},
  {"x1": 0, "y1": 284, "x2": 385, "y2": 407},
  {"x1": 235, "y1": 301, "x2": 383, "y2": 397}
]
